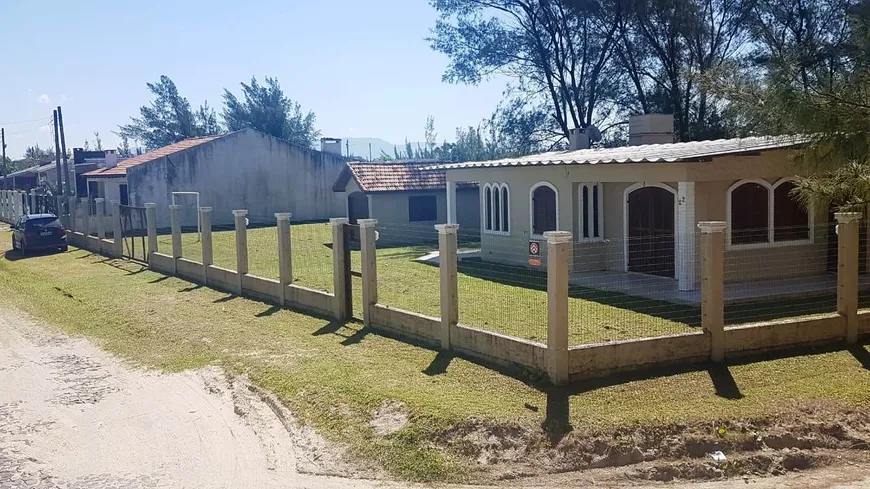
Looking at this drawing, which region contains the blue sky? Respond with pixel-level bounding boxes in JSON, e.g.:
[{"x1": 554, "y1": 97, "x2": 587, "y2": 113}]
[{"x1": 1, "y1": 0, "x2": 508, "y2": 158}]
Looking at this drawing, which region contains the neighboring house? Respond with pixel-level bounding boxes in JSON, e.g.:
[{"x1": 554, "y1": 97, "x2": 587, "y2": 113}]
[
  {"x1": 83, "y1": 129, "x2": 347, "y2": 228},
  {"x1": 2, "y1": 161, "x2": 57, "y2": 190},
  {"x1": 434, "y1": 114, "x2": 844, "y2": 294},
  {"x1": 332, "y1": 161, "x2": 480, "y2": 241}
]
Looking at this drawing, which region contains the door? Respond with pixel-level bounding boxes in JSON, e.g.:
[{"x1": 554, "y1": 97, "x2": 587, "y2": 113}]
[
  {"x1": 627, "y1": 186, "x2": 675, "y2": 277},
  {"x1": 347, "y1": 192, "x2": 369, "y2": 224}
]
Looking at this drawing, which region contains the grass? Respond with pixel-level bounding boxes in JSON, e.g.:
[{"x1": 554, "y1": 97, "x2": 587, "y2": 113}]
[{"x1": 2, "y1": 233, "x2": 870, "y2": 481}]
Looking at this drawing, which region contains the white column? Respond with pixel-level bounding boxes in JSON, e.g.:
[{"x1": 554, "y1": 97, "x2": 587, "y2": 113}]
[
  {"x1": 677, "y1": 182, "x2": 696, "y2": 291},
  {"x1": 446, "y1": 180, "x2": 457, "y2": 225}
]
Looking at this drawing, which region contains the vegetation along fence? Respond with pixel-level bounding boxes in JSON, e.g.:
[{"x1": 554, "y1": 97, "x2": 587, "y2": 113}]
[{"x1": 26, "y1": 195, "x2": 870, "y2": 386}]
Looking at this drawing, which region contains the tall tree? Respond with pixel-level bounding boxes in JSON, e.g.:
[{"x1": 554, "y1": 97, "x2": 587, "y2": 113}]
[
  {"x1": 222, "y1": 76, "x2": 320, "y2": 147},
  {"x1": 117, "y1": 75, "x2": 222, "y2": 151},
  {"x1": 429, "y1": 0, "x2": 623, "y2": 141}
]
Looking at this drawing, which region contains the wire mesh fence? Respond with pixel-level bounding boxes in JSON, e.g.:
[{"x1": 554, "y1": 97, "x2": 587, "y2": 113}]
[
  {"x1": 724, "y1": 223, "x2": 837, "y2": 326},
  {"x1": 374, "y1": 220, "x2": 443, "y2": 319}
]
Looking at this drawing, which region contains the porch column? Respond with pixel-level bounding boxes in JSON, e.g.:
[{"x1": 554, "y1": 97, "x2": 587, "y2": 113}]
[
  {"x1": 545, "y1": 230, "x2": 572, "y2": 386},
  {"x1": 836, "y1": 212, "x2": 861, "y2": 344},
  {"x1": 446, "y1": 180, "x2": 457, "y2": 225},
  {"x1": 699, "y1": 221, "x2": 726, "y2": 362},
  {"x1": 677, "y1": 182, "x2": 696, "y2": 291}
]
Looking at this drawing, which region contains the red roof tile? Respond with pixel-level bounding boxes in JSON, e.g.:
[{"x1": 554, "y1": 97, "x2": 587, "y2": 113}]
[
  {"x1": 83, "y1": 135, "x2": 224, "y2": 178},
  {"x1": 334, "y1": 161, "x2": 476, "y2": 193}
]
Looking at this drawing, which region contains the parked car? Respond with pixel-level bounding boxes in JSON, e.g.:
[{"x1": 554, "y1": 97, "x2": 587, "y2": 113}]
[{"x1": 11, "y1": 214, "x2": 68, "y2": 255}]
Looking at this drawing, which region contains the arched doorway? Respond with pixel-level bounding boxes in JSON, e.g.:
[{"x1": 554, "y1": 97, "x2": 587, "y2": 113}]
[
  {"x1": 347, "y1": 192, "x2": 369, "y2": 224},
  {"x1": 626, "y1": 185, "x2": 675, "y2": 277}
]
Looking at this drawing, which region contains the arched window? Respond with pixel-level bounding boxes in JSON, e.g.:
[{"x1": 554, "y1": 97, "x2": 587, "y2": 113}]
[
  {"x1": 493, "y1": 186, "x2": 501, "y2": 231},
  {"x1": 484, "y1": 185, "x2": 492, "y2": 231},
  {"x1": 501, "y1": 185, "x2": 510, "y2": 233},
  {"x1": 531, "y1": 182, "x2": 558, "y2": 236},
  {"x1": 773, "y1": 180, "x2": 809, "y2": 242},
  {"x1": 730, "y1": 181, "x2": 770, "y2": 245}
]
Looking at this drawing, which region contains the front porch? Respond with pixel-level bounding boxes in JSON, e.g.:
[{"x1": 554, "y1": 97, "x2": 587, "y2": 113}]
[{"x1": 569, "y1": 270, "x2": 870, "y2": 306}]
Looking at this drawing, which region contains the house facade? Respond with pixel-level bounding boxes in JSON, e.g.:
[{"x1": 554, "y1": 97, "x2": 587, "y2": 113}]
[
  {"x1": 84, "y1": 129, "x2": 347, "y2": 228},
  {"x1": 332, "y1": 161, "x2": 479, "y2": 242},
  {"x1": 435, "y1": 117, "x2": 839, "y2": 292}
]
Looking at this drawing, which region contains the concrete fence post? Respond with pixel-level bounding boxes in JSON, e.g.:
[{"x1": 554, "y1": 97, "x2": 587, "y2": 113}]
[
  {"x1": 836, "y1": 212, "x2": 862, "y2": 344},
  {"x1": 78, "y1": 198, "x2": 89, "y2": 237},
  {"x1": 330, "y1": 218, "x2": 351, "y2": 321},
  {"x1": 169, "y1": 204, "x2": 182, "y2": 260},
  {"x1": 359, "y1": 219, "x2": 379, "y2": 327},
  {"x1": 112, "y1": 202, "x2": 123, "y2": 258},
  {"x1": 68, "y1": 196, "x2": 77, "y2": 232},
  {"x1": 145, "y1": 203, "x2": 158, "y2": 258},
  {"x1": 30, "y1": 189, "x2": 37, "y2": 215},
  {"x1": 699, "y1": 221, "x2": 727, "y2": 362},
  {"x1": 545, "y1": 230, "x2": 572, "y2": 386},
  {"x1": 95, "y1": 198, "x2": 106, "y2": 253},
  {"x1": 234, "y1": 210, "x2": 248, "y2": 294},
  {"x1": 200, "y1": 207, "x2": 213, "y2": 284},
  {"x1": 436, "y1": 223, "x2": 460, "y2": 350},
  {"x1": 276, "y1": 213, "x2": 293, "y2": 306}
]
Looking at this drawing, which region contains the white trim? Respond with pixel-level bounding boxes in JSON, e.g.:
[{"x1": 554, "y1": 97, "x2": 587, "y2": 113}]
[
  {"x1": 577, "y1": 182, "x2": 605, "y2": 243},
  {"x1": 482, "y1": 183, "x2": 493, "y2": 231},
  {"x1": 622, "y1": 182, "x2": 678, "y2": 274},
  {"x1": 482, "y1": 182, "x2": 512, "y2": 236},
  {"x1": 725, "y1": 178, "x2": 814, "y2": 250},
  {"x1": 530, "y1": 181, "x2": 559, "y2": 239}
]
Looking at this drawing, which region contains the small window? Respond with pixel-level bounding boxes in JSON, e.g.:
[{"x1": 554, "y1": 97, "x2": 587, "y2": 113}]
[
  {"x1": 773, "y1": 181, "x2": 809, "y2": 242},
  {"x1": 493, "y1": 187, "x2": 501, "y2": 231},
  {"x1": 579, "y1": 183, "x2": 604, "y2": 241},
  {"x1": 120, "y1": 184, "x2": 129, "y2": 206},
  {"x1": 484, "y1": 186, "x2": 493, "y2": 231},
  {"x1": 501, "y1": 186, "x2": 510, "y2": 232},
  {"x1": 408, "y1": 195, "x2": 438, "y2": 222},
  {"x1": 531, "y1": 183, "x2": 557, "y2": 235},
  {"x1": 730, "y1": 182, "x2": 769, "y2": 245}
]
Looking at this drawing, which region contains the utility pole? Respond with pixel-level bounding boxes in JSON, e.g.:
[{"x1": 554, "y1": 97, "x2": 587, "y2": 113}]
[
  {"x1": 57, "y1": 106, "x2": 70, "y2": 196},
  {"x1": 53, "y1": 110, "x2": 62, "y2": 193},
  {"x1": 1, "y1": 128, "x2": 7, "y2": 190},
  {"x1": 345, "y1": 139, "x2": 349, "y2": 158},
  {"x1": 369, "y1": 142, "x2": 372, "y2": 161}
]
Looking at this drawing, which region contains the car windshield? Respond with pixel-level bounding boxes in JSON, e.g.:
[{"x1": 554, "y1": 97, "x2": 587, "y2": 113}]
[{"x1": 25, "y1": 218, "x2": 61, "y2": 230}]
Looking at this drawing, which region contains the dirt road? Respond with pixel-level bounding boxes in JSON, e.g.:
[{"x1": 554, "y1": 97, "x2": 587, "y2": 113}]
[{"x1": 1, "y1": 305, "x2": 869, "y2": 488}]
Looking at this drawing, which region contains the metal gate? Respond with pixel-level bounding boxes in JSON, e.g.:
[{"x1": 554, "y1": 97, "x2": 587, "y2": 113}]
[{"x1": 119, "y1": 205, "x2": 148, "y2": 263}]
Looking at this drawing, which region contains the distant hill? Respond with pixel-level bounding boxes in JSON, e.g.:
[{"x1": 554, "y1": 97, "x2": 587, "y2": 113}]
[{"x1": 342, "y1": 138, "x2": 431, "y2": 160}]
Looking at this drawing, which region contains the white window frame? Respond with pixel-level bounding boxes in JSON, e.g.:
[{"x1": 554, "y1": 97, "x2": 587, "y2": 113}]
[
  {"x1": 529, "y1": 181, "x2": 559, "y2": 239},
  {"x1": 726, "y1": 178, "x2": 814, "y2": 250},
  {"x1": 482, "y1": 182, "x2": 511, "y2": 236},
  {"x1": 577, "y1": 182, "x2": 605, "y2": 243}
]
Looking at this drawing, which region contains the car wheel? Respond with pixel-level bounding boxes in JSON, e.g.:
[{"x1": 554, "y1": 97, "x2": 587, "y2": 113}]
[
  {"x1": 11, "y1": 237, "x2": 17, "y2": 251},
  {"x1": 20, "y1": 240, "x2": 27, "y2": 256}
]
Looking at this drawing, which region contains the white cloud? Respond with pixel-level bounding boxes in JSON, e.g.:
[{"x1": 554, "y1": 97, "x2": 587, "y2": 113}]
[
  {"x1": 27, "y1": 88, "x2": 34, "y2": 93},
  {"x1": 36, "y1": 93, "x2": 50, "y2": 105},
  {"x1": 59, "y1": 93, "x2": 68, "y2": 102},
  {"x1": 39, "y1": 124, "x2": 51, "y2": 133}
]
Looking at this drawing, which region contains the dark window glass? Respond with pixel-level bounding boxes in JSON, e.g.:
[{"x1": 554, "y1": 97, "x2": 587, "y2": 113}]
[
  {"x1": 120, "y1": 184, "x2": 129, "y2": 206},
  {"x1": 774, "y1": 181, "x2": 809, "y2": 241},
  {"x1": 408, "y1": 195, "x2": 438, "y2": 222},
  {"x1": 532, "y1": 185, "x2": 557, "y2": 235},
  {"x1": 731, "y1": 183, "x2": 769, "y2": 244},
  {"x1": 582, "y1": 186, "x2": 590, "y2": 238},
  {"x1": 493, "y1": 187, "x2": 501, "y2": 231},
  {"x1": 592, "y1": 184, "x2": 600, "y2": 237},
  {"x1": 501, "y1": 186, "x2": 509, "y2": 232},
  {"x1": 25, "y1": 217, "x2": 61, "y2": 230},
  {"x1": 484, "y1": 187, "x2": 492, "y2": 230}
]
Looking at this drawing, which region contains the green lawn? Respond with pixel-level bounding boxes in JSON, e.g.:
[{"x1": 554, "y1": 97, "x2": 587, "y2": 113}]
[{"x1": 2, "y1": 233, "x2": 870, "y2": 481}]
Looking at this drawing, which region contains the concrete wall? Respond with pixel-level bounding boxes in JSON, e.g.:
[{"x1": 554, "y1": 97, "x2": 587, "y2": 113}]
[
  {"x1": 448, "y1": 151, "x2": 830, "y2": 282},
  {"x1": 569, "y1": 332, "x2": 709, "y2": 379},
  {"x1": 725, "y1": 314, "x2": 844, "y2": 356},
  {"x1": 129, "y1": 129, "x2": 346, "y2": 228}
]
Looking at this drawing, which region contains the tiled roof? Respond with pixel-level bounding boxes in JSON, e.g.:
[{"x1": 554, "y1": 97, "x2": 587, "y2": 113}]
[
  {"x1": 83, "y1": 135, "x2": 224, "y2": 178},
  {"x1": 425, "y1": 135, "x2": 806, "y2": 170},
  {"x1": 334, "y1": 161, "x2": 475, "y2": 193}
]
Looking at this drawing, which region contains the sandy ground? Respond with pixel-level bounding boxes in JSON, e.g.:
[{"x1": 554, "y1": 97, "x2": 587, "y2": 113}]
[{"x1": 1, "y1": 305, "x2": 870, "y2": 488}]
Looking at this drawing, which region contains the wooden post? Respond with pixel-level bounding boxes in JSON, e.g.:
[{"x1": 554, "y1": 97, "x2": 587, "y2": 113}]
[
  {"x1": 330, "y1": 218, "x2": 351, "y2": 321},
  {"x1": 200, "y1": 207, "x2": 213, "y2": 284},
  {"x1": 234, "y1": 210, "x2": 248, "y2": 294},
  {"x1": 546, "y1": 231, "x2": 572, "y2": 386},
  {"x1": 437, "y1": 223, "x2": 459, "y2": 349},
  {"x1": 169, "y1": 205, "x2": 182, "y2": 260},
  {"x1": 699, "y1": 221, "x2": 726, "y2": 362},
  {"x1": 145, "y1": 203, "x2": 158, "y2": 258},
  {"x1": 276, "y1": 212, "x2": 293, "y2": 305},
  {"x1": 836, "y1": 212, "x2": 861, "y2": 344},
  {"x1": 112, "y1": 202, "x2": 123, "y2": 258},
  {"x1": 359, "y1": 219, "x2": 379, "y2": 327}
]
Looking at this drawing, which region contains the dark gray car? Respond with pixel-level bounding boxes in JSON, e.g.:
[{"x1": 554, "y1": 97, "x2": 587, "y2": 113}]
[{"x1": 11, "y1": 214, "x2": 68, "y2": 255}]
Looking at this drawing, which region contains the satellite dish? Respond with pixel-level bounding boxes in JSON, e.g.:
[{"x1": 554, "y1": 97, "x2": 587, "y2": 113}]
[{"x1": 584, "y1": 124, "x2": 603, "y2": 143}]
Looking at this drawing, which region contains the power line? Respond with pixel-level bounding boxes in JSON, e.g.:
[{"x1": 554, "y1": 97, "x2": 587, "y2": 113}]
[
  {"x1": 0, "y1": 116, "x2": 52, "y2": 126},
  {"x1": 4, "y1": 118, "x2": 52, "y2": 136}
]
